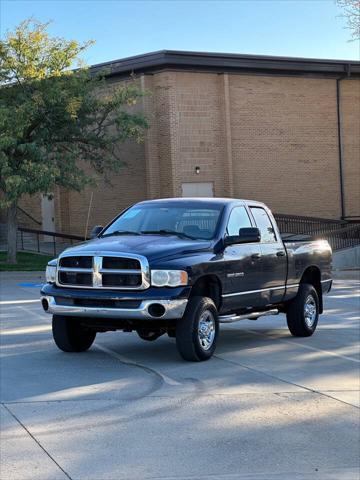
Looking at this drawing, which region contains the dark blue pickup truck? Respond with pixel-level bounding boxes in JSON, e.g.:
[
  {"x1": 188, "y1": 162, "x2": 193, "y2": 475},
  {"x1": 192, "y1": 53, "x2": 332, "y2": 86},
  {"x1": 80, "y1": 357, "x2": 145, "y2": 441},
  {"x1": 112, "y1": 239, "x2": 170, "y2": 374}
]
[{"x1": 41, "y1": 198, "x2": 332, "y2": 361}]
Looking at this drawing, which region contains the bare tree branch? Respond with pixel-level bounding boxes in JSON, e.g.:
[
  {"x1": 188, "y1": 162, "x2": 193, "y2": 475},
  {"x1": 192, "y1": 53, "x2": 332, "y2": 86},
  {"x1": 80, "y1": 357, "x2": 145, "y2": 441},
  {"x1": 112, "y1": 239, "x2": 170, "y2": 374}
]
[{"x1": 336, "y1": 0, "x2": 360, "y2": 40}]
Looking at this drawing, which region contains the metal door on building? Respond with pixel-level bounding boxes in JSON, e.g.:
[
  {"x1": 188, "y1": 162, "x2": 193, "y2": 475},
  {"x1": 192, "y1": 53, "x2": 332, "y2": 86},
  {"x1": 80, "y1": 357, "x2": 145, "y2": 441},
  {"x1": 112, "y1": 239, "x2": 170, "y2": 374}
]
[
  {"x1": 41, "y1": 194, "x2": 55, "y2": 241},
  {"x1": 181, "y1": 182, "x2": 214, "y2": 197}
]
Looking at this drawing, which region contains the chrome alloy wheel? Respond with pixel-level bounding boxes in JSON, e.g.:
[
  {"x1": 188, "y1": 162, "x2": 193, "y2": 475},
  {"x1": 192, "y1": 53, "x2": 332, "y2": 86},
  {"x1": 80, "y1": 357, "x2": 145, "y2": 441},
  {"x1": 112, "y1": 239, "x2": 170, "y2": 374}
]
[
  {"x1": 304, "y1": 295, "x2": 317, "y2": 328},
  {"x1": 198, "y1": 310, "x2": 216, "y2": 351}
]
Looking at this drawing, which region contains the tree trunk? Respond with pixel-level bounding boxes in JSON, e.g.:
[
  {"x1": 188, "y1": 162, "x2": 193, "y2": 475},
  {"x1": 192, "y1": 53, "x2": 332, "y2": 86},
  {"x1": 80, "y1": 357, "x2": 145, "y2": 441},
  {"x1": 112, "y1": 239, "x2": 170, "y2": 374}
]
[{"x1": 7, "y1": 201, "x2": 18, "y2": 264}]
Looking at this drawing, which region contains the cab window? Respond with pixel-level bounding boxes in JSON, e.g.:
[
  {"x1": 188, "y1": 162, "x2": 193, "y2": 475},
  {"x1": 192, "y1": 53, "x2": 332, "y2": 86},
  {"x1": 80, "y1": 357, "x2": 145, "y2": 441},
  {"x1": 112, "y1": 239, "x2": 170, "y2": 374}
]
[
  {"x1": 226, "y1": 206, "x2": 252, "y2": 236},
  {"x1": 250, "y1": 207, "x2": 277, "y2": 243}
]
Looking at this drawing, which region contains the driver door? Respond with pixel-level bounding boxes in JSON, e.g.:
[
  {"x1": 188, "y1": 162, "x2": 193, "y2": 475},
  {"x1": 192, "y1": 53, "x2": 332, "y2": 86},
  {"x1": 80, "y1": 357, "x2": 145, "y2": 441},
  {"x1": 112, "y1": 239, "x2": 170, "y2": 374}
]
[{"x1": 222, "y1": 206, "x2": 263, "y2": 311}]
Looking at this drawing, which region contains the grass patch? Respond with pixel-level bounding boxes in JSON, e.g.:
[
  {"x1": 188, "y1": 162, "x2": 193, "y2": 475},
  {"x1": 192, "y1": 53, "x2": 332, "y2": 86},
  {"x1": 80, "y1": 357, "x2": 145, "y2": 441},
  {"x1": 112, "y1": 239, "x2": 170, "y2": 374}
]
[{"x1": 0, "y1": 251, "x2": 53, "y2": 271}]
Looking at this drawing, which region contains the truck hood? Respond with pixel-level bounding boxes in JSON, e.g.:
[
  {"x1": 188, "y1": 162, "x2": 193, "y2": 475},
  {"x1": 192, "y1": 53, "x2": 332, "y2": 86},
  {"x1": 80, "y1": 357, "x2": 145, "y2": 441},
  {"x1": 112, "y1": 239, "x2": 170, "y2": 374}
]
[{"x1": 60, "y1": 234, "x2": 213, "y2": 261}]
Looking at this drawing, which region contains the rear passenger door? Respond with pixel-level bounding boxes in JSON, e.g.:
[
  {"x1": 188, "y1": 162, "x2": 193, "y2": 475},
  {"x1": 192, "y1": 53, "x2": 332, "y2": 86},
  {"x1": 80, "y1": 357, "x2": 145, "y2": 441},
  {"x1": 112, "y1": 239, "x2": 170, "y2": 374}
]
[{"x1": 249, "y1": 206, "x2": 287, "y2": 304}]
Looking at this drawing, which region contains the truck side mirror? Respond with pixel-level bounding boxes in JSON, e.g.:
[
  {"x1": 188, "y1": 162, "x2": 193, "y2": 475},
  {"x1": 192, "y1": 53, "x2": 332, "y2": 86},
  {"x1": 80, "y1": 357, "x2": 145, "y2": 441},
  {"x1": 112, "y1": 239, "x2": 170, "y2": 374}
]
[
  {"x1": 225, "y1": 227, "x2": 261, "y2": 246},
  {"x1": 90, "y1": 225, "x2": 104, "y2": 239}
]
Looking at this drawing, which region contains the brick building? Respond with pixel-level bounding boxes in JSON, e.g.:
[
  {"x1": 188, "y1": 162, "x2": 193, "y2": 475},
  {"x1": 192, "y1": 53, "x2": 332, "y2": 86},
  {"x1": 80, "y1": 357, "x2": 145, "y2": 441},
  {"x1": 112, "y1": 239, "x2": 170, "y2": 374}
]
[{"x1": 12, "y1": 51, "x2": 360, "y2": 236}]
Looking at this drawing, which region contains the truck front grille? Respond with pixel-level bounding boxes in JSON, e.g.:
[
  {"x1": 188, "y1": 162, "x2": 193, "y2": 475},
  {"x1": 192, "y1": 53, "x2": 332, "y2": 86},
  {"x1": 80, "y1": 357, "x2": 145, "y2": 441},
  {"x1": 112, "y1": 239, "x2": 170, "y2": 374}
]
[
  {"x1": 58, "y1": 271, "x2": 92, "y2": 286},
  {"x1": 57, "y1": 253, "x2": 149, "y2": 290},
  {"x1": 102, "y1": 273, "x2": 142, "y2": 287},
  {"x1": 60, "y1": 256, "x2": 92, "y2": 269},
  {"x1": 102, "y1": 257, "x2": 140, "y2": 270}
]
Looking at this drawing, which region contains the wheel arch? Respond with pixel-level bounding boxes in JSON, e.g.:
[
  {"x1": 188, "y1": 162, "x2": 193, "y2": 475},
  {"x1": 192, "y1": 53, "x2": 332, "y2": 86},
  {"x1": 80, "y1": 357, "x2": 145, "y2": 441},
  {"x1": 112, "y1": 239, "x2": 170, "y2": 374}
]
[
  {"x1": 300, "y1": 266, "x2": 323, "y2": 313},
  {"x1": 190, "y1": 274, "x2": 222, "y2": 310}
]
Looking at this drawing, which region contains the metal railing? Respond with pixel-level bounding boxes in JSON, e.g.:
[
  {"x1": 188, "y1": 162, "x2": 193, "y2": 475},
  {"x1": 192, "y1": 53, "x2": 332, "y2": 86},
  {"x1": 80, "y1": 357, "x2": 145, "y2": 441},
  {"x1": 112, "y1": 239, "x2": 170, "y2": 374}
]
[
  {"x1": 321, "y1": 224, "x2": 360, "y2": 251},
  {"x1": 274, "y1": 213, "x2": 360, "y2": 250},
  {"x1": 13, "y1": 213, "x2": 360, "y2": 256},
  {"x1": 274, "y1": 213, "x2": 347, "y2": 236},
  {"x1": 17, "y1": 206, "x2": 42, "y2": 226},
  {"x1": 18, "y1": 227, "x2": 85, "y2": 256}
]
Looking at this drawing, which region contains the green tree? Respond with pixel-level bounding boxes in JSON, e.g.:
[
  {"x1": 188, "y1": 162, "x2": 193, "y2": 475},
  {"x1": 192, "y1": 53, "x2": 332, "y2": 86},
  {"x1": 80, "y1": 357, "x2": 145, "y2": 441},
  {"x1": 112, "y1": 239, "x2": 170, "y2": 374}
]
[{"x1": 0, "y1": 19, "x2": 147, "y2": 263}]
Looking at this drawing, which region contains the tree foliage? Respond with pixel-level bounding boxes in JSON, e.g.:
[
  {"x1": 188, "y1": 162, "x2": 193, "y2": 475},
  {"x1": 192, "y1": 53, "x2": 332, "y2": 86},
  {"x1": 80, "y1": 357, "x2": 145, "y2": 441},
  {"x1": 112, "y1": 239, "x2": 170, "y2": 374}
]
[
  {"x1": 0, "y1": 18, "x2": 147, "y2": 207},
  {"x1": 0, "y1": 19, "x2": 148, "y2": 262}
]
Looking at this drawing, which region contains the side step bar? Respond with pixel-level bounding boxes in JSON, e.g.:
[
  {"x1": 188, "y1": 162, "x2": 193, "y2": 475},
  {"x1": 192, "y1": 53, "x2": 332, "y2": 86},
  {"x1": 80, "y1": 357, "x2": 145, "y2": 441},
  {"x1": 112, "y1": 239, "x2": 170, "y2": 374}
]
[{"x1": 219, "y1": 308, "x2": 279, "y2": 324}]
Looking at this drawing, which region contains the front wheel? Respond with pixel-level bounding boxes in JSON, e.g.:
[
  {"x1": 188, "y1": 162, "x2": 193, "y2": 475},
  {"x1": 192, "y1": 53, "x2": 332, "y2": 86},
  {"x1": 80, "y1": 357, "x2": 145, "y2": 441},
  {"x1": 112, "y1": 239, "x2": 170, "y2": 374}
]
[
  {"x1": 176, "y1": 296, "x2": 219, "y2": 361},
  {"x1": 286, "y1": 283, "x2": 319, "y2": 337},
  {"x1": 52, "y1": 315, "x2": 96, "y2": 352}
]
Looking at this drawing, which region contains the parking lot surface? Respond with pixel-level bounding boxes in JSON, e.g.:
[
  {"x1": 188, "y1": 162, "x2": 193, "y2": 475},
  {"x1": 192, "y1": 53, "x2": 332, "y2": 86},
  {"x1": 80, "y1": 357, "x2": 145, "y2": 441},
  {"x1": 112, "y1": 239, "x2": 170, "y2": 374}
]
[{"x1": 1, "y1": 272, "x2": 359, "y2": 480}]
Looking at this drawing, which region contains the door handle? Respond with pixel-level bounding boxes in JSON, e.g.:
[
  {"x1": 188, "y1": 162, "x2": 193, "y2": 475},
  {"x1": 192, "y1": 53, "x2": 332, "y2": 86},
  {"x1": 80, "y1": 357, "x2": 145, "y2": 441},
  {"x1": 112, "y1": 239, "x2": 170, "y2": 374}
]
[
  {"x1": 251, "y1": 253, "x2": 261, "y2": 260},
  {"x1": 276, "y1": 251, "x2": 286, "y2": 257}
]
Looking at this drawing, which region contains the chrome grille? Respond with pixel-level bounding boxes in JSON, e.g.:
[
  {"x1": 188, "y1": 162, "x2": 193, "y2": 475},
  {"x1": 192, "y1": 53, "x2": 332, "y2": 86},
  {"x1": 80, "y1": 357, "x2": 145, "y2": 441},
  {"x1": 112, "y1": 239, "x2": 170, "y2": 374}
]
[
  {"x1": 56, "y1": 252, "x2": 150, "y2": 290},
  {"x1": 60, "y1": 256, "x2": 92, "y2": 269},
  {"x1": 58, "y1": 271, "x2": 92, "y2": 286}
]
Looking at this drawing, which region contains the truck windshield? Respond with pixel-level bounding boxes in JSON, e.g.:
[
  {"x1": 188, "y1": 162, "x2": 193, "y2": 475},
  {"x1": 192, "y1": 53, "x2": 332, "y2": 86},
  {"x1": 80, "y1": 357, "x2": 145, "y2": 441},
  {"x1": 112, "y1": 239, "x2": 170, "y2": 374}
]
[{"x1": 101, "y1": 203, "x2": 223, "y2": 240}]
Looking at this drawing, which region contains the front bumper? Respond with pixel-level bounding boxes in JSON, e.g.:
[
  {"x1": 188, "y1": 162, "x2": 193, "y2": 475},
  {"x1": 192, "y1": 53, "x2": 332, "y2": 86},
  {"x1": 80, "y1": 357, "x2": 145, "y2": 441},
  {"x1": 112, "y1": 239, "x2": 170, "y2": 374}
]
[
  {"x1": 41, "y1": 295, "x2": 188, "y2": 319},
  {"x1": 40, "y1": 284, "x2": 190, "y2": 320}
]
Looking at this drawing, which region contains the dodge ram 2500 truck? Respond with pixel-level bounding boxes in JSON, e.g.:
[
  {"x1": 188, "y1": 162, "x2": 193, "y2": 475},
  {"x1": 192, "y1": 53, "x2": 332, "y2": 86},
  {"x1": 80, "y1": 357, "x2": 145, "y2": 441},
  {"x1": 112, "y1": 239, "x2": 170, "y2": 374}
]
[{"x1": 41, "y1": 198, "x2": 332, "y2": 361}]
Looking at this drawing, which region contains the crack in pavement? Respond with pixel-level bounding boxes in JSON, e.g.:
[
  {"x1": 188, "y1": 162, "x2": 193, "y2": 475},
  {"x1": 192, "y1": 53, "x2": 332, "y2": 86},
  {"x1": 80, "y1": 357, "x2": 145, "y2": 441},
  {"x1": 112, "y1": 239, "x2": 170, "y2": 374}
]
[
  {"x1": 213, "y1": 354, "x2": 360, "y2": 409},
  {"x1": 1, "y1": 403, "x2": 72, "y2": 480}
]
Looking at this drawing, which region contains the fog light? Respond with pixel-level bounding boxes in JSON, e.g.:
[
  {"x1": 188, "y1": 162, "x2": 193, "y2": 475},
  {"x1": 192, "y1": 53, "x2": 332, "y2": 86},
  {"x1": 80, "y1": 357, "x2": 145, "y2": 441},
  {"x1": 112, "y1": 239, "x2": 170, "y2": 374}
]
[
  {"x1": 148, "y1": 303, "x2": 166, "y2": 318},
  {"x1": 41, "y1": 298, "x2": 49, "y2": 311}
]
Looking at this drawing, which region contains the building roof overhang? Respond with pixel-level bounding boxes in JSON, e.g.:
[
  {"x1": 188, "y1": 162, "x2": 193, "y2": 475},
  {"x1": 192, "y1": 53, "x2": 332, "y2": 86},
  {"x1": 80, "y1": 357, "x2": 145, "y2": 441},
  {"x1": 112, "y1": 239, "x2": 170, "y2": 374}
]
[{"x1": 91, "y1": 50, "x2": 360, "y2": 79}]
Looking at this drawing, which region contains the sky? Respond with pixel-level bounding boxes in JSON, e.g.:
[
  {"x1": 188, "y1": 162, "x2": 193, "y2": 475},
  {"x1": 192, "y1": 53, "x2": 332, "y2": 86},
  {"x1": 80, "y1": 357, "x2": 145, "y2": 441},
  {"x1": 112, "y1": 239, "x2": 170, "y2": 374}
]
[{"x1": 0, "y1": 0, "x2": 359, "y2": 66}]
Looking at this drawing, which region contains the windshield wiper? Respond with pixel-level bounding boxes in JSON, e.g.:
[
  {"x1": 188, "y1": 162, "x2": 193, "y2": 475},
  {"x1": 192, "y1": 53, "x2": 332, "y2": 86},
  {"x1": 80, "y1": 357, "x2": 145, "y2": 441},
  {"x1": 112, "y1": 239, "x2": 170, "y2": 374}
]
[
  {"x1": 101, "y1": 230, "x2": 141, "y2": 237},
  {"x1": 140, "y1": 229, "x2": 195, "y2": 240}
]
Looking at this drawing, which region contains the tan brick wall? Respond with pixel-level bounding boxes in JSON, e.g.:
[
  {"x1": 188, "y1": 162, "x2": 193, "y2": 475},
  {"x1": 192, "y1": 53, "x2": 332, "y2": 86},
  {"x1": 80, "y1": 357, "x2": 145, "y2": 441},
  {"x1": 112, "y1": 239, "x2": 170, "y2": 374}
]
[
  {"x1": 149, "y1": 72, "x2": 176, "y2": 198},
  {"x1": 64, "y1": 138, "x2": 147, "y2": 237},
  {"x1": 14, "y1": 69, "x2": 360, "y2": 235},
  {"x1": 166, "y1": 71, "x2": 226, "y2": 197},
  {"x1": 228, "y1": 74, "x2": 342, "y2": 218},
  {"x1": 147, "y1": 70, "x2": 357, "y2": 220},
  {"x1": 55, "y1": 77, "x2": 149, "y2": 237},
  {"x1": 18, "y1": 194, "x2": 42, "y2": 228},
  {"x1": 340, "y1": 79, "x2": 360, "y2": 219},
  {"x1": 141, "y1": 74, "x2": 161, "y2": 199}
]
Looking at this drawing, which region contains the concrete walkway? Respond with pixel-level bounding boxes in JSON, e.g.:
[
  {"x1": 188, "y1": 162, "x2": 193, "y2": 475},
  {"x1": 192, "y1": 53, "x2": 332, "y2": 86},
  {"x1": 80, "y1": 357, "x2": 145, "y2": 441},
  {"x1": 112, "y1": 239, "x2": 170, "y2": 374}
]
[{"x1": 0, "y1": 273, "x2": 359, "y2": 479}]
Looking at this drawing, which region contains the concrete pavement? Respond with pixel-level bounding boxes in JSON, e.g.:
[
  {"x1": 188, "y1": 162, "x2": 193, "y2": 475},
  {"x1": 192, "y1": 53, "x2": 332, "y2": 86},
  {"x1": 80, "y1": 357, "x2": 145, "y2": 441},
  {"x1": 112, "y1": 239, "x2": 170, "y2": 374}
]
[{"x1": 0, "y1": 272, "x2": 359, "y2": 479}]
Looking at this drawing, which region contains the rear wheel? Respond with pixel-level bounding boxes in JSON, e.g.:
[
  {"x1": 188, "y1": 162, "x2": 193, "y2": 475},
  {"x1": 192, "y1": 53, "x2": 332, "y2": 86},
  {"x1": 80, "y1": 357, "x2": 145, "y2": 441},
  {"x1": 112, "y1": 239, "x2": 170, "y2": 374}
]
[
  {"x1": 176, "y1": 296, "x2": 219, "y2": 361},
  {"x1": 52, "y1": 315, "x2": 96, "y2": 352},
  {"x1": 286, "y1": 283, "x2": 319, "y2": 337}
]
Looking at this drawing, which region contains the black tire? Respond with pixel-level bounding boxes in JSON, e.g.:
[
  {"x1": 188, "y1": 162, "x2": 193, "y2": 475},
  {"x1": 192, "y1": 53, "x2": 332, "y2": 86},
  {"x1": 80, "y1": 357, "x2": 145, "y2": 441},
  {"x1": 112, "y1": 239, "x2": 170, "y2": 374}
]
[
  {"x1": 176, "y1": 296, "x2": 219, "y2": 361},
  {"x1": 136, "y1": 329, "x2": 162, "y2": 341},
  {"x1": 52, "y1": 315, "x2": 96, "y2": 352},
  {"x1": 286, "y1": 283, "x2": 319, "y2": 337}
]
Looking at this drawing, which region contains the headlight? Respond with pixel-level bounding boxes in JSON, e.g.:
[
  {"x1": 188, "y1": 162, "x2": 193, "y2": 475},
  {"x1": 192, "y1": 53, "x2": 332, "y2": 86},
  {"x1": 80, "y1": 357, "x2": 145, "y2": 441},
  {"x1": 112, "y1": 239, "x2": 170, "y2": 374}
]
[
  {"x1": 45, "y1": 260, "x2": 57, "y2": 283},
  {"x1": 151, "y1": 269, "x2": 188, "y2": 287}
]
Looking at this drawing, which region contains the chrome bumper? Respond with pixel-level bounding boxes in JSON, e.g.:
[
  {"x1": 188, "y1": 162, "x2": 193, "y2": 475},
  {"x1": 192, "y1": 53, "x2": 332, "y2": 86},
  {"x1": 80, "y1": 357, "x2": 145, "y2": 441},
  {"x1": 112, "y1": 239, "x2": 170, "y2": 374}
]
[{"x1": 40, "y1": 296, "x2": 188, "y2": 320}]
